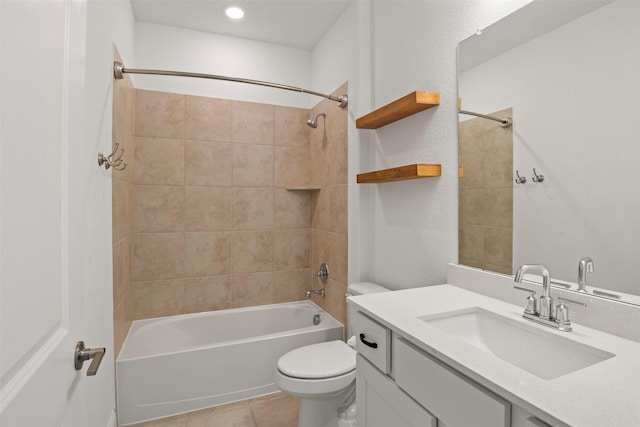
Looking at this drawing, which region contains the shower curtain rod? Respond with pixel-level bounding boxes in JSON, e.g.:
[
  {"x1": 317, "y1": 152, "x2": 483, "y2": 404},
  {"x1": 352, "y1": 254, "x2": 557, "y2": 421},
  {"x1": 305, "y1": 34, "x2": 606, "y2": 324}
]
[
  {"x1": 113, "y1": 62, "x2": 348, "y2": 108},
  {"x1": 459, "y1": 109, "x2": 512, "y2": 128}
]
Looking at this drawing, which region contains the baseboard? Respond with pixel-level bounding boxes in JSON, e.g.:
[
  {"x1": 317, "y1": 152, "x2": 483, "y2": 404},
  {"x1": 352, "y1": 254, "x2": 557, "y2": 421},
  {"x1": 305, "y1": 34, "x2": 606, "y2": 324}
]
[{"x1": 107, "y1": 409, "x2": 118, "y2": 427}]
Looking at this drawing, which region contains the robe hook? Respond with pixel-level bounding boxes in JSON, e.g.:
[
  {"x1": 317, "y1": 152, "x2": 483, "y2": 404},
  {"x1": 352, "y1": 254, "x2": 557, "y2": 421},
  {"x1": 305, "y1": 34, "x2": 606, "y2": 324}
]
[
  {"x1": 532, "y1": 168, "x2": 544, "y2": 183},
  {"x1": 98, "y1": 143, "x2": 127, "y2": 171}
]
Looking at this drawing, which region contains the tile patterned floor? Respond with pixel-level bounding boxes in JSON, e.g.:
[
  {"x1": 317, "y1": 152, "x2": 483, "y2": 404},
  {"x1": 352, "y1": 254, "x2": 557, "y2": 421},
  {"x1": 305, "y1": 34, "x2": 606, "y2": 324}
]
[{"x1": 128, "y1": 392, "x2": 299, "y2": 427}]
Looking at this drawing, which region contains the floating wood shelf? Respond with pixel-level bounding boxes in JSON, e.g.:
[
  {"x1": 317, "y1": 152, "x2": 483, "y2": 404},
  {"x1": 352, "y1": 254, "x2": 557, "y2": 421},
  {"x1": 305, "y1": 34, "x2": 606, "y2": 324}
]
[
  {"x1": 357, "y1": 164, "x2": 442, "y2": 184},
  {"x1": 356, "y1": 91, "x2": 440, "y2": 129}
]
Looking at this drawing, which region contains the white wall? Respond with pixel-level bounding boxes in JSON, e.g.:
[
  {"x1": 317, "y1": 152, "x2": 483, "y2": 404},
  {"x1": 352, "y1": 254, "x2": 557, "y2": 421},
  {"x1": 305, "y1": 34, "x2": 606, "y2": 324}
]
[
  {"x1": 350, "y1": 1, "x2": 528, "y2": 289},
  {"x1": 84, "y1": 0, "x2": 135, "y2": 422},
  {"x1": 310, "y1": 3, "x2": 359, "y2": 99},
  {"x1": 310, "y1": 2, "x2": 372, "y2": 286},
  {"x1": 311, "y1": 1, "x2": 532, "y2": 290},
  {"x1": 134, "y1": 22, "x2": 313, "y2": 108},
  {"x1": 459, "y1": 1, "x2": 640, "y2": 294}
]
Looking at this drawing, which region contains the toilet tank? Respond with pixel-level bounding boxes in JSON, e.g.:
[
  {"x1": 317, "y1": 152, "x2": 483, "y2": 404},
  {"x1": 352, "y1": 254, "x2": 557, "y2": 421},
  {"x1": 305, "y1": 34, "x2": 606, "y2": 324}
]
[
  {"x1": 347, "y1": 282, "x2": 390, "y2": 297},
  {"x1": 346, "y1": 282, "x2": 390, "y2": 339}
]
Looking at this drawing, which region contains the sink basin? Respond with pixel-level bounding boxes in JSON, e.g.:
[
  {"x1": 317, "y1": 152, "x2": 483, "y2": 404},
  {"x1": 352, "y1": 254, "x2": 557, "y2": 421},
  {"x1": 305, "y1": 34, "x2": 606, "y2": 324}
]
[{"x1": 419, "y1": 307, "x2": 615, "y2": 380}]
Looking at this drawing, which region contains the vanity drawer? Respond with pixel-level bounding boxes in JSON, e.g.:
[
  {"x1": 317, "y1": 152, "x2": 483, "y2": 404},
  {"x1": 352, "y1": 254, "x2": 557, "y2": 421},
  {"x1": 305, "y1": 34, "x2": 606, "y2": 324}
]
[
  {"x1": 394, "y1": 337, "x2": 511, "y2": 427},
  {"x1": 353, "y1": 311, "x2": 391, "y2": 374}
]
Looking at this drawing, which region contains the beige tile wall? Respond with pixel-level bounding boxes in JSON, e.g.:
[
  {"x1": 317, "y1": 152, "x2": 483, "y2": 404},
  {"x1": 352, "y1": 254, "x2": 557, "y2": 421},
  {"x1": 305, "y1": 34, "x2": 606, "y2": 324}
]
[
  {"x1": 113, "y1": 81, "x2": 349, "y2": 345},
  {"x1": 308, "y1": 83, "x2": 349, "y2": 330},
  {"x1": 458, "y1": 108, "x2": 513, "y2": 275},
  {"x1": 127, "y1": 90, "x2": 314, "y2": 320},
  {"x1": 112, "y1": 48, "x2": 135, "y2": 357}
]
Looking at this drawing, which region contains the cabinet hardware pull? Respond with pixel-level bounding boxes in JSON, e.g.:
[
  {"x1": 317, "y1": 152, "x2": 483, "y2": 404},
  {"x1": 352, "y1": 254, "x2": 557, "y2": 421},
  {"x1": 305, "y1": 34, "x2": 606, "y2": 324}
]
[{"x1": 360, "y1": 333, "x2": 378, "y2": 349}]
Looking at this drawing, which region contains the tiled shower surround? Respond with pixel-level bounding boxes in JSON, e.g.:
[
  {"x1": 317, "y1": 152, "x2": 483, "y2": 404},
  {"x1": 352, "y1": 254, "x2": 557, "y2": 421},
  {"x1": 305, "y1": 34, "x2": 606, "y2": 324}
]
[
  {"x1": 129, "y1": 89, "x2": 317, "y2": 321},
  {"x1": 128, "y1": 84, "x2": 347, "y2": 321},
  {"x1": 458, "y1": 108, "x2": 513, "y2": 275},
  {"x1": 112, "y1": 49, "x2": 135, "y2": 358},
  {"x1": 111, "y1": 65, "x2": 349, "y2": 422}
]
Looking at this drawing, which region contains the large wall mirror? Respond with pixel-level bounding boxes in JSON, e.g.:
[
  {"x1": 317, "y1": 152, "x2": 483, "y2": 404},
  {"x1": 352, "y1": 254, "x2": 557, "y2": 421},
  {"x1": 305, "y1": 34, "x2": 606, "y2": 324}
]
[{"x1": 458, "y1": 0, "x2": 640, "y2": 304}]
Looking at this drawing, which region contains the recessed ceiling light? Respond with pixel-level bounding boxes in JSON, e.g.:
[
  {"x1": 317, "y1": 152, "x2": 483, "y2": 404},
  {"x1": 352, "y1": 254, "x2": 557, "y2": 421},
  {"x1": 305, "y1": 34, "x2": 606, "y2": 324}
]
[{"x1": 225, "y1": 6, "x2": 245, "y2": 20}]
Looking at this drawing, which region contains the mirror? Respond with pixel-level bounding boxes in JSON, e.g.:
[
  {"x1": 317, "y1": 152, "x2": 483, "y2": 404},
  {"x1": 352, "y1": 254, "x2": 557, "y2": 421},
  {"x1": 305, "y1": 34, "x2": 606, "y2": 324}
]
[{"x1": 458, "y1": 0, "x2": 640, "y2": 304}]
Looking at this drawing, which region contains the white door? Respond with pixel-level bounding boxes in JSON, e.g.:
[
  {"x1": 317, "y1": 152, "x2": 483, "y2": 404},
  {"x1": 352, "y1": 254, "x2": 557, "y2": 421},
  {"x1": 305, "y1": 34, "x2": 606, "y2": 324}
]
[{"x1": 1, "y1": 0, "x2": 114, "y2": 426}]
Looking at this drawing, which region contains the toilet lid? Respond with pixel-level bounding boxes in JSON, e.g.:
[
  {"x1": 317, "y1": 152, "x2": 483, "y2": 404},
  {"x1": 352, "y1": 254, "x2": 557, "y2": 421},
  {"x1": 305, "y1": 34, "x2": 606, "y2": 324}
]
[{"x1": 277, "y1": 340, "x2": 356, "y2": 379}]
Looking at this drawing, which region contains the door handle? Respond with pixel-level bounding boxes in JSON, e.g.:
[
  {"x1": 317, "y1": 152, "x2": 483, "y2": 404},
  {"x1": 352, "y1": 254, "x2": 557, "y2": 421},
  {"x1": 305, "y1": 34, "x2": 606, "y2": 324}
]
[{"x1": 75, "y1": 341, "x2": 106, "y2": 376}]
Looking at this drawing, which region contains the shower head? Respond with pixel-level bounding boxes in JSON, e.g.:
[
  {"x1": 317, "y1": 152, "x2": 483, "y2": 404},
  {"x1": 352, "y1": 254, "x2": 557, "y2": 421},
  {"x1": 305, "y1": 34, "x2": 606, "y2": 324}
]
[{"x1": 306, "y1": 112, "x2": 327, "y2": 129}]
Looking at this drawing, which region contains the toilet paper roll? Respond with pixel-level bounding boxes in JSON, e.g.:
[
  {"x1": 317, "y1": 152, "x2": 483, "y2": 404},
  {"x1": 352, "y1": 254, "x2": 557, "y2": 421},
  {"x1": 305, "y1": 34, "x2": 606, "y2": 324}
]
[{"x1": 346, "y1": 335, "x2": 356, "y2": 348}]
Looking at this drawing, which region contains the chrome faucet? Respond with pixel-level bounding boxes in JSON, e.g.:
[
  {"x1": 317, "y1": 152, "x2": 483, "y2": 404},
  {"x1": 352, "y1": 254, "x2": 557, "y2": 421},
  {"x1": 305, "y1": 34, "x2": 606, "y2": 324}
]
[
  {"x1": 577, "y1": 257, "x2": 594, "y2": 293},
  {"x1": 514, "y1": 264, "x2": 572, "y2": 332},
  {"x1": 515, "y1": 264, "x2": 552, "y2": 319},
  {"x1": 306, "y1": 289, "x2": 325, "y2": 299}
]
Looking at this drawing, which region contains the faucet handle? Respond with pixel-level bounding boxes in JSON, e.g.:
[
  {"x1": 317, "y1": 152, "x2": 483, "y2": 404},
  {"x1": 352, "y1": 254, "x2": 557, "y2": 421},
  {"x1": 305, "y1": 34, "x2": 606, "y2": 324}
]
[
  {"x1": 514, "y1": 285, "x2": 534, "y2": 294},
  {"x1": 555, "y1": 302, "x2": 573, "y2": 332},
  {"x1": 513, "y1": 286, "x2": 537, "y2": 315}
]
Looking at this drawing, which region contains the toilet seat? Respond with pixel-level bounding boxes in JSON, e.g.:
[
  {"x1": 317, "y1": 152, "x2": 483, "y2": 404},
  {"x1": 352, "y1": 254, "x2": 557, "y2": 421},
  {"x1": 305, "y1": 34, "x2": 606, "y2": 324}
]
[
  {"x1": 275, "y1": 367, "x2": 355, "y2": 397},
  {"x1": 277, "y1": 340, "x2": 356, "y2": 379},
  {"x1": 275, "y1": 340, "x2": 357, "y2": 398}
]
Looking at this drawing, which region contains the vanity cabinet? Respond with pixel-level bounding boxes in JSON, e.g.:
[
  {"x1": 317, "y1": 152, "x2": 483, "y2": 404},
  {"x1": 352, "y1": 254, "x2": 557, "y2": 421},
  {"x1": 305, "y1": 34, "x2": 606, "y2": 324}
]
[
  {"x1": 353, "y1": 310, "x2": 550, "y2": 427},
  {"x1": 356, "y1": 354, "x2": 437, "y2": 427},
  {"x1": 394, "y1": 337, "x2": 510, "y2": 427}
]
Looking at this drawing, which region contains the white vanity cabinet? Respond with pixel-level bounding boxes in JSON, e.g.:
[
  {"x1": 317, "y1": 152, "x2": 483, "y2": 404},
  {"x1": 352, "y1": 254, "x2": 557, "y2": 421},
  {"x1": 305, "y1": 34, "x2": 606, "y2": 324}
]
[
  {"x1": 394, "y1": 337, "x2": 511, "y2": 427},
  {"x1": 356, "y1": 354, "x2": 437, "y2": 427},
  {"x1": 353, "y1": 310, "x2": 550, "y2": 427},
  {"x1": 354, "y1": 311, "x2": 436, "y2": 426}
]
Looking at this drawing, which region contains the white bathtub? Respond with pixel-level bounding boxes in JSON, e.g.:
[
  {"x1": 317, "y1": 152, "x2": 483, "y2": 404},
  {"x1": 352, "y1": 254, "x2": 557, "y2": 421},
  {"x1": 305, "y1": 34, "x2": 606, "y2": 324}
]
[{"x1": 116, "y1": 300, "x2": 343, "y2": 426}]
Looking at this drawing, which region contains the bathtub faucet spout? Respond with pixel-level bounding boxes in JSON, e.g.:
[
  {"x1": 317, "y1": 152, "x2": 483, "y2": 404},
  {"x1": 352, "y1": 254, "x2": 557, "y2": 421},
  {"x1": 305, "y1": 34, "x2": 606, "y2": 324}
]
[{"x1": 306, "y1": 289, "x2": 325, "y2": 299}]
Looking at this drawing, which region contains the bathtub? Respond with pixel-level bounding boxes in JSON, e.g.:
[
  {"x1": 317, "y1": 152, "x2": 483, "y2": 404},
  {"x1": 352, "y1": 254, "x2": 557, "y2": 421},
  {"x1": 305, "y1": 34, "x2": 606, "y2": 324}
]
[{"x1": 116, "y1": 300, "x2": 343, "y2": 426}]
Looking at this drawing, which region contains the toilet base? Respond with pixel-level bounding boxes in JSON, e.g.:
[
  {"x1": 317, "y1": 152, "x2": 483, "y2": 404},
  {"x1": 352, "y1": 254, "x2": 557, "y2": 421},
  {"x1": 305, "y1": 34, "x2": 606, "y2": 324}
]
[{"x1": 297, "y1": 387, "x2": 353, "y2": 427}]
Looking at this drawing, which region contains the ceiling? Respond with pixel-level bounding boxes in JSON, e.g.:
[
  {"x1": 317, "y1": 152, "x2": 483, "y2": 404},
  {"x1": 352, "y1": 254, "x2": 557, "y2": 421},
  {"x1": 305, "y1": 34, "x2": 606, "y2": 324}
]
[{"x1": 131, "y1": 0, "x2": 353, "y2": 50}]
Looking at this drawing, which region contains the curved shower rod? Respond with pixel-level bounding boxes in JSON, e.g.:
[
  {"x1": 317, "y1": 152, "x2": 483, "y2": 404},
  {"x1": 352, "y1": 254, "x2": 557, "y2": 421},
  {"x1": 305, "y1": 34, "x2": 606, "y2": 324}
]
[
  {"x1": 113, "y1": 62, "x2": 348, "y2": 108},
  {"x1": 459, "y1": 109, "x2": 512, "y2": 128}
]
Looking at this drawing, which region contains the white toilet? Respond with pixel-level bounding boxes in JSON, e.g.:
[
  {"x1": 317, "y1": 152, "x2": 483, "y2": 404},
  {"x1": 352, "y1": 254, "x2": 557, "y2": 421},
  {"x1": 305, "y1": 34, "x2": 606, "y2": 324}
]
[{"x1": 275, "y1": 282, "x2": 390, "y2": 427}]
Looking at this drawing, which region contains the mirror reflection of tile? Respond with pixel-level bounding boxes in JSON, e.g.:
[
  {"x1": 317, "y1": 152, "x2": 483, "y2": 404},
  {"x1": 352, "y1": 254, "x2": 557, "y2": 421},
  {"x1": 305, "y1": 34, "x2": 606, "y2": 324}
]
[{"x1": 459, "y1": 108, "x2": 513, "y2": 275}]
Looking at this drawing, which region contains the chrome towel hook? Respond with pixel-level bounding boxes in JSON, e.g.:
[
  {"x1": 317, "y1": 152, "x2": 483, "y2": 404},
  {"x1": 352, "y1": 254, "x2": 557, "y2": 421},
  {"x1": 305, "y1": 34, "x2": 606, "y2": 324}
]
[
  {"x1": 532, "y1": 168, "x2": 544, "y2": 183},
  {"x1": 515, "y1": 170, "x2": 527, "y2": 184},
  {"x1": 98, "y1": 143, "x2": 127, "y2": 171}
]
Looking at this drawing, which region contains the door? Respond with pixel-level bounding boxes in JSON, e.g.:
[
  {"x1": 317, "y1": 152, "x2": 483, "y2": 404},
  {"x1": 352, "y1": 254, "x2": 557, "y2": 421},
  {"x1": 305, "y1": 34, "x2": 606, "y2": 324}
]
[{"x1": 1, "y1": 0, "x2": 114, "y2": 425}]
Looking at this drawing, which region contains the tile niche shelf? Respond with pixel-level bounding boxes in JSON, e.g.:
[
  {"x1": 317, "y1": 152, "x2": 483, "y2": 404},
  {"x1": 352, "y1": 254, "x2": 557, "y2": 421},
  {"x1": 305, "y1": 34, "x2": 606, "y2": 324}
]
[
  {"x1": 357, "y1": 164, "x2": 442, "y2": 184},
  {"x1": 356, "y1": 90, "x2": 440, "y2": 129},
  {"x1": 285, "y1": 186, "x2": 320, "y2": 191}
]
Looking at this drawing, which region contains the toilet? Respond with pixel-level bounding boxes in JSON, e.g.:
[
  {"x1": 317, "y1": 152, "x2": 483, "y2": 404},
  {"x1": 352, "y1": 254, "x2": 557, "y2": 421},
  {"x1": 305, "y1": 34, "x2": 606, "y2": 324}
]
[{"x1": 275, "y1": 282, "x2": 390, "y2": 427}]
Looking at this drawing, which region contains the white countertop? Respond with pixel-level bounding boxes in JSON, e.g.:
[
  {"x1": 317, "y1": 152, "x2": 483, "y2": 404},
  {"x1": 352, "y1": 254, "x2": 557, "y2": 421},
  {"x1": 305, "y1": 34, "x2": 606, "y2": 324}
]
[{"x1": 348, "y1": 284, "x2": 640, "y2": 427}]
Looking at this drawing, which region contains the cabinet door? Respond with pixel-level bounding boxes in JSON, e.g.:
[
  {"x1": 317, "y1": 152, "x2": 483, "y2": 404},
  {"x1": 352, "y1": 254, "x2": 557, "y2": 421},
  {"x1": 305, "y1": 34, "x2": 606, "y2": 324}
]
[
  {"x1": 395, "y1": 338, "x2": 511, "y2": 427},
  {"x1": 511, "y1": 405, "x2": 551, "y2": 427},
  {"x1": 356, "y1": 354, "x2": 437, "y2": 427}
]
